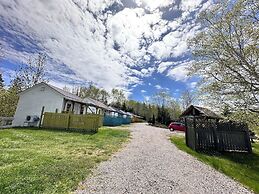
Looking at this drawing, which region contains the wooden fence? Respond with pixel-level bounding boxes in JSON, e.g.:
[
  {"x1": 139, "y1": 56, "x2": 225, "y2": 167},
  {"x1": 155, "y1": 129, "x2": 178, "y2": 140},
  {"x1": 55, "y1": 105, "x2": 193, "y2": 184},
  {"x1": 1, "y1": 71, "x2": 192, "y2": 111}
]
[
  {"x1": 42, "y1": 112, "x2": 103, "y2": 132},
  {"x1": 185, "y1": 117, "x2": 252, "y2": 153}
]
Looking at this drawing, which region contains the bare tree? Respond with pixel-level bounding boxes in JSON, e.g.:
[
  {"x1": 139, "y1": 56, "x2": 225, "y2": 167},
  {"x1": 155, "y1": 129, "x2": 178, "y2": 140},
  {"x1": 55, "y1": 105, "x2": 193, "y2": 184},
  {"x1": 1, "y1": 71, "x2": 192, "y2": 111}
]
[
  {"x1": 151, "y1": 90, "x2": 172, "y2": 107},
  {"x1": 180, "y1": 90, "x2": 195, "y2": 110},
  {"x1": 15, "y1": 53, "x2": 48, "y2": 90}
]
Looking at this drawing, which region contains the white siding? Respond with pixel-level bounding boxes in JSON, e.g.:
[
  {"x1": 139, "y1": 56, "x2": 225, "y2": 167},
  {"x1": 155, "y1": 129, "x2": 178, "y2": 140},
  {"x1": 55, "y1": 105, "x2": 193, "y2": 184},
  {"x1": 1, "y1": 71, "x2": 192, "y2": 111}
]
[{"x1": 12, "y1": 84, "x2": 64, "y2": 127}]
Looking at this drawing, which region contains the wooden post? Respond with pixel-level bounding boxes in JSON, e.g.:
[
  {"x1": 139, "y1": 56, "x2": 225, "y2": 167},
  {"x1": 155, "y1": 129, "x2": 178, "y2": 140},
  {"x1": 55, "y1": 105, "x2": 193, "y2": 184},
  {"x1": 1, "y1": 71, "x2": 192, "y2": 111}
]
[
  {"x1": 185, "y1": 118, "x2": 188, "y2": 146},
  {"x1": 245, "y1": 123, "x2": 252, "y2": 153},
  {"x1": 213, "y1": 119, "x2": 219, "y2": 151},
  {"x1": 193, "y1": 117, "x2": 197, "y2": 151},
  {"x1": 38, "y1": 106, "x2": 45, "y2": 128}
]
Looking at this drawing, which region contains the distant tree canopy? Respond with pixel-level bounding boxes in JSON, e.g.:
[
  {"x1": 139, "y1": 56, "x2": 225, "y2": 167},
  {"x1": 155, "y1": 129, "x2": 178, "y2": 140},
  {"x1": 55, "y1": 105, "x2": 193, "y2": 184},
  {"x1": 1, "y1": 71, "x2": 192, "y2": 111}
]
[
  {"x1": 123, "y1": 91, "x2": 182, "y2": 125},
  {"x1": 78, "y1": 84, "x2": 110, "y2": 104},
  {"x1": 110, "y1": 89, "x2": 126, "y2": 108},
  {"x1": 189, "y1": 0, "x2": 259, "y2": 111}
]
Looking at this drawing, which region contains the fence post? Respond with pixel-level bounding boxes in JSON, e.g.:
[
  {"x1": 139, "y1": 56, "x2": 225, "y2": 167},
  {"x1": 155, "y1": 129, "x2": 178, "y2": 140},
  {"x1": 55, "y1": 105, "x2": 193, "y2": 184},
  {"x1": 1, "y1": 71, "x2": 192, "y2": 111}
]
[
  {"x1": 213, "y1": 119, "x2": 218, "y2": 151},
  {"x1": 67, "y1": 113, "x2": 71, "y2": 130},
  {"x1": 38, "y1": 106, "x2": 45, "y2": 128},
  {"x1": 185, "y1": 118, "x2": 188, "y2": 146},
  {"x1": 244, "y1": 123, "x2": 252, "y2": 153},
  {"x1": 193, "y1": 117, "x2": 197, "y2": 151}
]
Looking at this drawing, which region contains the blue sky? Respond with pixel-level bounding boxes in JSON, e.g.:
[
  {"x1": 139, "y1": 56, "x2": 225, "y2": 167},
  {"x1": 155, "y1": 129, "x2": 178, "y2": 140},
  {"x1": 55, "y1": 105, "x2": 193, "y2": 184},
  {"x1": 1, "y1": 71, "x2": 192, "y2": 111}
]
[{"x1": 0, "y1": 0, "x2": 212, "y2": 101}]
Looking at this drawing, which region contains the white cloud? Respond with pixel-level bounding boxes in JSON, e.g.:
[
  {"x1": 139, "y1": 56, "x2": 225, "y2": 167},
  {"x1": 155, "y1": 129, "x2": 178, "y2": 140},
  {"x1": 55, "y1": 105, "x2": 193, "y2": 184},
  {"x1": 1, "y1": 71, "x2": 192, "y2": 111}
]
[
  {"x1": 155, "y1": 84, "x2": 169, "y2": 91},
  {"x1": 144, "y1": 95, "x2": 150, "y2": 101},
  {"x1": 133, "y1": 0, "x2": 173, "y2": 11},
  {"x1": 167, "y1": 60, "x2": 194, "y2": 82},
  {"x1": 157, "y1": 61, "x2": 173, "y2": 73},
  {"x1": 141, "y1": 89, "x2": 146, "y2": 93},
  {"x1": 0, "y1": 0, "x2": 207, "y2": 91},
  {"x1": 155, "y1": 84, "x2": 162, "y2": 90},
  {"x1": 189, "y1": 81, "x2": 197, "y2": 89},
  {"x1": 180, "y1": 0, "x2": 203, "y2": 12}
]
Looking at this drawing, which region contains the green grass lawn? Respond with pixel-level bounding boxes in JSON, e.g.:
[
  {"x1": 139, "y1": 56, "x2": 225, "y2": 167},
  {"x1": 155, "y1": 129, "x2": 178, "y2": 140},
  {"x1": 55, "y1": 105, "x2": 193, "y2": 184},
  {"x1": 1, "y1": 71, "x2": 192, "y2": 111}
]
[
  {"x1": 0, "y1": 127, "x2": 130, "y2": 194},
  {"x1": 171, "y1": 136, "x2": 259, "y2": 194}
]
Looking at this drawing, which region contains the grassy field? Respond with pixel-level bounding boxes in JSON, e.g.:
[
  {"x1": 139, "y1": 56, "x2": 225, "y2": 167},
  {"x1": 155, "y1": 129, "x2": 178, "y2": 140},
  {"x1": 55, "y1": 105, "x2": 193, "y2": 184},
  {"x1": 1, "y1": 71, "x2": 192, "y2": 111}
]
[
  {"x1": 171, "y1": 136, "x2": 259, "y2": 194},
  {"x1": 0, "y1": 127, "x2": 130, "y2": 194}
]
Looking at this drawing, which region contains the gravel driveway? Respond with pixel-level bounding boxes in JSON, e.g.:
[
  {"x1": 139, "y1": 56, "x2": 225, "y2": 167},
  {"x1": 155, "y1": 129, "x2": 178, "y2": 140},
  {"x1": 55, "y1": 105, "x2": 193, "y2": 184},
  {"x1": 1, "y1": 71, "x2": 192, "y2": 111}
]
[{"x1": 76, "y1": 123, "x2": 252, "y2": 194}]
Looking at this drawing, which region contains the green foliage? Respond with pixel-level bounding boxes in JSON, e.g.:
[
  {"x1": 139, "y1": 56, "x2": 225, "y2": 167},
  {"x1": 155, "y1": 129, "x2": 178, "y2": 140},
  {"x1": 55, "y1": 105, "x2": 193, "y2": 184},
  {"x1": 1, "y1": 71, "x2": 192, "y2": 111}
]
[
  {"x1": 189, "y1": 0, "x2": 259, "y2": 110},
  {"x1": 226, "y1": 110, "x2": 259, "y2": 134},
  {"x1": 0, "y1": 127, "x2": 130, "y2": 194},
  {"x1": 171, "y1": 136, "x2": 259, "y2": 193},
  {"x1": 78, "y1": 84, "x2": 110, "y2": 104},
  {"x1": 110, "y1": 88, "x2": 126, "y2": 108},
  {"x1": 0, "y1": 87, "x2": 19, "y2": 117}
]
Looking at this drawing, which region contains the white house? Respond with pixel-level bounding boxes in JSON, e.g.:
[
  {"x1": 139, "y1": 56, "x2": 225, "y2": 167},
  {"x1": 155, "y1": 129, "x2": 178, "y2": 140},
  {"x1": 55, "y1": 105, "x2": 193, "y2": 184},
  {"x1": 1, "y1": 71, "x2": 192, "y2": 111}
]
[{"x1": 12, "y1": 82, "x2": 106, "y2": 127}]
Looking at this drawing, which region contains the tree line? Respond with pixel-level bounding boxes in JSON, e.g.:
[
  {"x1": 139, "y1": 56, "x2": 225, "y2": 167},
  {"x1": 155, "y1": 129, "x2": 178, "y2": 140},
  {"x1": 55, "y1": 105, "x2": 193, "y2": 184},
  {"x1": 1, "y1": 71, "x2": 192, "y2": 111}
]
[
  {"x1": 66, "y1": 85, "x2": 186, "y2": 125},
  {"x1": 0, "y1": 53, "x2": 193, "y2": 125}
]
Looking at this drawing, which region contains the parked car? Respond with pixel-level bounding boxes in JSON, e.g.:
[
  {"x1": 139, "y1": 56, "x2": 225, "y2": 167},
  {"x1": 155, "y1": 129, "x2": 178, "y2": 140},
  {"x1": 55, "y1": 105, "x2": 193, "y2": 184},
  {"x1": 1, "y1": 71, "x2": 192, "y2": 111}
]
[{"x1": 168, "y1": 122, "x2": 186, "y2": 132}]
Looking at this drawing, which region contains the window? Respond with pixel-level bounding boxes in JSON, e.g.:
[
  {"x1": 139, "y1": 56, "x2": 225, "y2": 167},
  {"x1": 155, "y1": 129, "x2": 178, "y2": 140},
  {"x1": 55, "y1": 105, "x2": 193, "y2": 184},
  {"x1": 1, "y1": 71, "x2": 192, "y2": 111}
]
[{"x1": 40, "y1": 87, "x2": 45, "y2": 91}]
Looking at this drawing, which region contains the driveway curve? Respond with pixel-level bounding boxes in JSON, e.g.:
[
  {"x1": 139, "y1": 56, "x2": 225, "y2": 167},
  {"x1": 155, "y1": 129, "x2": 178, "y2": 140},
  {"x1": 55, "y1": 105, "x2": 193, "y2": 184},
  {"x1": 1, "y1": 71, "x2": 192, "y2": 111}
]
[{"x1": 76, "y1": 123, "x2": 252, "y2": 194}]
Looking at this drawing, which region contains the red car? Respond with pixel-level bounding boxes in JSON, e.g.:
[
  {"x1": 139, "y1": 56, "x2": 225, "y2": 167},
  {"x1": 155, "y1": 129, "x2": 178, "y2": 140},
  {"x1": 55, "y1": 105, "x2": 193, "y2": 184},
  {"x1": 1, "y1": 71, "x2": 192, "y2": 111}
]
[{"x1": 168, "y1": 122, "x2": 186, "y2": 132}]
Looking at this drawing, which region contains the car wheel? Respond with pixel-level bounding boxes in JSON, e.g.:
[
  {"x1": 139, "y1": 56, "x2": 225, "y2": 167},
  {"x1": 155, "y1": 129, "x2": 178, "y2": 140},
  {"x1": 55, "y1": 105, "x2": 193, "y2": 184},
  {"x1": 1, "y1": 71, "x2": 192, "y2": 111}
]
[{"x1": 169, "y1": 128, "x2": 174, "y2": 132}]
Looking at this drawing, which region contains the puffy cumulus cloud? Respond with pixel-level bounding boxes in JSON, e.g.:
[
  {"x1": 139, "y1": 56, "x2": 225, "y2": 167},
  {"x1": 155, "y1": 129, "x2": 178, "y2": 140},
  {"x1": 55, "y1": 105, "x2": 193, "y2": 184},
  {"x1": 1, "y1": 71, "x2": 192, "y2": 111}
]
[
  {"x1": 180, "y1": 0, "x2": 203, "y2": 12},
  {"x1": 167, "y1": 60, "x2": 194, "y2": 82},
  {"x1": 155, "y1": 84, "x2": 162, "y2": 90},
  {"x1": 0, "y1": 0, "x2": 210, "y2": 94},
  {"x1": 106, "y1": 7, "x2": 165, "y2": 62},
  {"x1": 148, "y1": 21, "x2": 201, "y2": 60},
  {"x1": 73, "y1": 0, "x2": 121, "y2": 14},
  {"x1": 0, "y1": 0, "x2": 129, "y2": 90},
  {"x1": 133, "y1": 0, "x2": 173, "y2": 11}
]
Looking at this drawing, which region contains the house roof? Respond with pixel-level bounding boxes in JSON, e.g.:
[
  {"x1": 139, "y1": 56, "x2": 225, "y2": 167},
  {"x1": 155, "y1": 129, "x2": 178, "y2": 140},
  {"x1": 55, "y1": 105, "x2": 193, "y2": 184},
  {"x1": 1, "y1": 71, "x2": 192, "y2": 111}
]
[
  {"x1": 107, "y1": 106, "x2": 120, "y2": 113},
  {"x1": 83, "y1": 97, "x2": 111, "y2": 110},
  {"x1": 119, "y1": 110, "x2": 132, "y2": 116},
  {"x1": 20, "y1": 82, "x2": 95, "y2": 106},
  {"x1": 180, "y1": 105, "x2": 222, "y2": 119},
  {"x1": 47, "y1": 84, "x2": 87, "y2": 104}
]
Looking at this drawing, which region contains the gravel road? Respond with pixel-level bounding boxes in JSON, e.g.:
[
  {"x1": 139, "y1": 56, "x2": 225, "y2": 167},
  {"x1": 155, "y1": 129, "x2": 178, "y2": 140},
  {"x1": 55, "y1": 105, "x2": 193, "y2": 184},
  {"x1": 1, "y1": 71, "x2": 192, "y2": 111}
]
[{"x1": 76, "y1": 123, "x2": 252, "y2": 194}]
